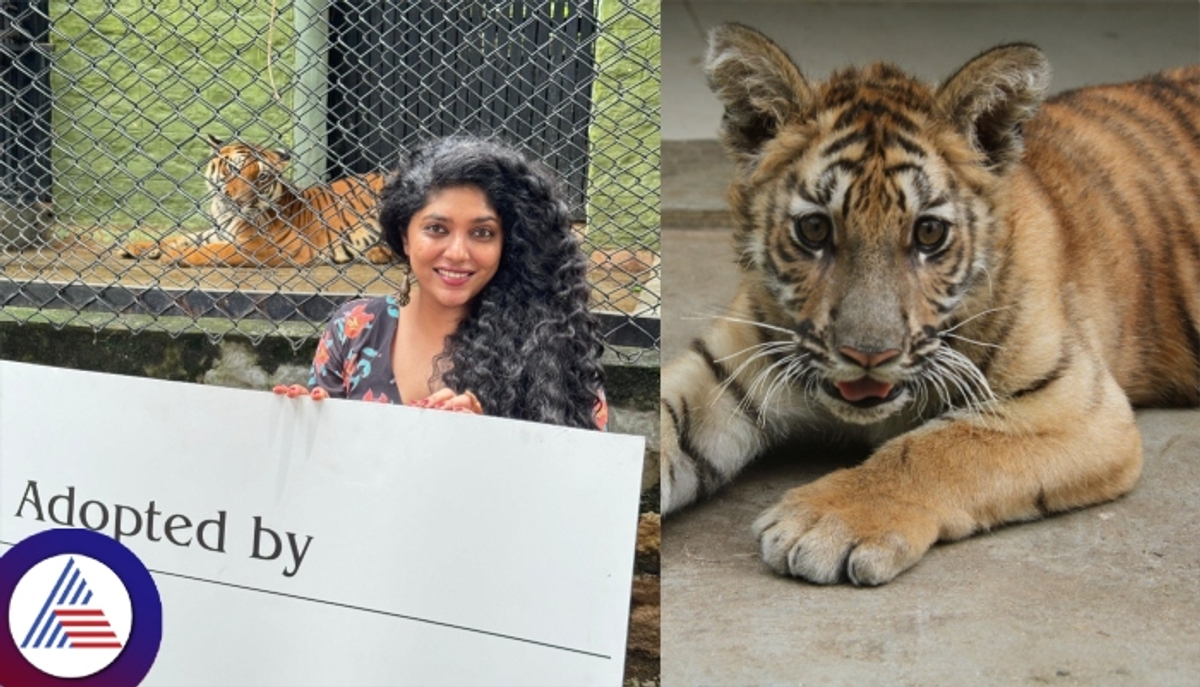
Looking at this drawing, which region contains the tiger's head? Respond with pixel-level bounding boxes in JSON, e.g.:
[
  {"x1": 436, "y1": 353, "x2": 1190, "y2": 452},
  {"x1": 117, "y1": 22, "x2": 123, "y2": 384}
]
[
  {"x1": 203, "y1": 134, "x2": 291, "y2": 215},
  {"x1": 705, "y1": 24, "x2": 1050, "y2": 424}
]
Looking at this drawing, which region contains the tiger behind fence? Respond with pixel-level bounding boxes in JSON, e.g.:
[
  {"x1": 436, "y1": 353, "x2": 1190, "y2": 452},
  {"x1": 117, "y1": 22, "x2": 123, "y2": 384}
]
[
  {"x1": 662, "y1": 23, "x2": 1200, "y2": 585},
  {"x1": 120, "y1": 135, "x2": 393, "y2": 268}
]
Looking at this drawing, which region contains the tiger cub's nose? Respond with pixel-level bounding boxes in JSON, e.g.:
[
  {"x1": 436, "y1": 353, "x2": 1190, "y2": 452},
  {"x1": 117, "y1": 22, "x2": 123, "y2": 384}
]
[{"x1": 838, "y1": 346, "x2": 900, "y2": 369}]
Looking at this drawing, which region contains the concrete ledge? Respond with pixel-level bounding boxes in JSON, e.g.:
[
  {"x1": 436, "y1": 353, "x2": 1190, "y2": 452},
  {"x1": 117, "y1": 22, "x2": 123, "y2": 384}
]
[
  {"x1": 0, "y1": 307, "x2": 659, "y2": 410},
  {"x1": 0, "y1": 309, "x2": 311, "y2": 384}
]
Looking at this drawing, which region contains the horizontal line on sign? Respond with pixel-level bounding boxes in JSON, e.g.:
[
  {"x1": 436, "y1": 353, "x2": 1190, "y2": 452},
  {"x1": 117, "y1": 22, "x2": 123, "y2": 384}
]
[{"x1": 147, "y1": 567, "x2": 612, "y2": 661}]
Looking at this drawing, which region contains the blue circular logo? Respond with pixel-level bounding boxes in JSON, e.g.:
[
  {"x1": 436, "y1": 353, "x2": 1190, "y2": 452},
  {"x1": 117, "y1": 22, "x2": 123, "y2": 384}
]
[{"x1": 0, "y1": 529, "x2": 162, "y2": 687}]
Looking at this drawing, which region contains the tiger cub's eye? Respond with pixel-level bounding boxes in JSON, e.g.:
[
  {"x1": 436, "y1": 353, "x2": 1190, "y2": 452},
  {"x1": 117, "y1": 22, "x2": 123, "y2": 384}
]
[
  {"x1": 913, "y1": 217, "x2": 949, "y2": 252},
  {"x1": 793, "y1": 214, "x2": 833, "y2": 250}
]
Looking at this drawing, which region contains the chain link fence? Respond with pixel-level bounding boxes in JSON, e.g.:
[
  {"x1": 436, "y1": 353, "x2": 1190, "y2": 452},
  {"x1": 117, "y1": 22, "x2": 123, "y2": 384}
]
[{"x1": 0, "y1": 0, "x2": 659, "y2": 359}]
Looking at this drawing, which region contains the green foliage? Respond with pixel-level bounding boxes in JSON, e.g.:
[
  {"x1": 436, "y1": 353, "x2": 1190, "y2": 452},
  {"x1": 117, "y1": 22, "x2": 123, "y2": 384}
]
[
  {"x1": 48, "y1": 0, "x2": 660, "y2": 254},
  {"x1": 50, "y1": 1, "x2": 298, "y2": 234},
  {"x1": 586, "y1": 0, "x2": 660, "y2": 251}
]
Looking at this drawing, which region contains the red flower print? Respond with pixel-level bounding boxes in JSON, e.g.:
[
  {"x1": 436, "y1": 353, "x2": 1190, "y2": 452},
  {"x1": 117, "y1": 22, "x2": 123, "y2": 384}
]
[
  {"x1": 363, "y1": 389, "x2": 390, "y2": 404},
  {"x1": 343, "y1": 304, "x2": 375, "y2": 340},
  {"x1": 343, "y1": 355, "x2": 357, "y2": 383},
  {"x1": 313, "y1": 335, "x2": 330, "y2": 369}
]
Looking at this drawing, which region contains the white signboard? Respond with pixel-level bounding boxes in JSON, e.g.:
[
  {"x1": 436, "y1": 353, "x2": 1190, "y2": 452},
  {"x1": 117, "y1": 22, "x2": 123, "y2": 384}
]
[{"x1": 0, "y1": 361, "x2": 645, "y2": 686}]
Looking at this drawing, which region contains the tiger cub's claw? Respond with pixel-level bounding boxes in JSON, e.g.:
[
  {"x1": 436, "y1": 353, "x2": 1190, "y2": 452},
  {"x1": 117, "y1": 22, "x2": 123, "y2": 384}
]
[{"x1": 753, "y1": 470, "x2": 940, "y2": 586}]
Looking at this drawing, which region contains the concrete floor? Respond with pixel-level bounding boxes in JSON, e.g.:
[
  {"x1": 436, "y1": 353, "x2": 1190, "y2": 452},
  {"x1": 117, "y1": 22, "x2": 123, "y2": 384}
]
[
  {"x1": 662, "y1": 408, "x2": 1200, "y2": 686},
  {"x1": 663, "y1": 224, "x2": 1200, "y2": 685},
  {"x1": 660, "y1": 2, "x2": 1200, "y2": 685}
]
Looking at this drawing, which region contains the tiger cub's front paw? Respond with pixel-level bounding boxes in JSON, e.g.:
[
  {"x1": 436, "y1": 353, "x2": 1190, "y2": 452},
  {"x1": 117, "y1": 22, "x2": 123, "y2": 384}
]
[{"x1": 753, "y1": 470, "x2": 941, "y2": 586}]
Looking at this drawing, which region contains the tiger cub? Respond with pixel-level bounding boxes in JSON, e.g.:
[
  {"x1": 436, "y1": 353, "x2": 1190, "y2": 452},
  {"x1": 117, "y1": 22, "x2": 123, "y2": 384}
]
[
  {"x1": 120, "y1": 135, "x2": 392, "y2": 267},
  {"x1": 662, "y1": 23, "x2": 1200, "y2": 585}
]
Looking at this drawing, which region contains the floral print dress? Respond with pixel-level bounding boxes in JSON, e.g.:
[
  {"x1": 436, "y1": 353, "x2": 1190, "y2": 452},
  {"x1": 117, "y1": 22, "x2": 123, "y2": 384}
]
[{"x1": 308, "y1": 296, "x2": 608, "y2": 429}]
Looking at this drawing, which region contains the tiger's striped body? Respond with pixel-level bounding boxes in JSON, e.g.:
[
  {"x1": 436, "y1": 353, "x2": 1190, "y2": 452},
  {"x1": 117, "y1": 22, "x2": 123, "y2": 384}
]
[
  {"x1": 662, "y1": 24, "x2": 1200, "y2": 585},
  {"x1": 121, "y1": 136, "x2": 392, "y2": 267}
]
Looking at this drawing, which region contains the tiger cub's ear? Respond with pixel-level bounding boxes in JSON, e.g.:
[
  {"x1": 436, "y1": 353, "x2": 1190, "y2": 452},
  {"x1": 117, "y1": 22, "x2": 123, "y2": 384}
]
[
  {"x1": 936, "y1": 43, "x2": 1051, "y2": 174},
  {"x1": 204, "y1": 134, "x2": 224, "y2": 151},
  {"x1": 704, "y1": 23, "x2": 812, "y2": 166}
]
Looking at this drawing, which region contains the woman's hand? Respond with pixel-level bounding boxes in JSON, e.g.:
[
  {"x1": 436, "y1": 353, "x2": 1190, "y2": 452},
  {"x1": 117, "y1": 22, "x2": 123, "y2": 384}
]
[
  {"x1": 409, "y1": 388, "x2": 483, "y2": 415},
  {"x1": 272, "y1": 384, "x2": 329, "y2": 401}
]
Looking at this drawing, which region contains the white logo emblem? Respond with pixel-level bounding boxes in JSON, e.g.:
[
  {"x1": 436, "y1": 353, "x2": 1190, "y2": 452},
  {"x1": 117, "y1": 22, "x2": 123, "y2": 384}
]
[{"x1": 7, "y1": 553, "x2": 133, "y2": 678}]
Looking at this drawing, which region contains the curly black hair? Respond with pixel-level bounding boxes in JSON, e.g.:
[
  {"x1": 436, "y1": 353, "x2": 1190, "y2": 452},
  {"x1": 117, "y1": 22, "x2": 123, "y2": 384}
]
[{"x1": 378, "y1": 136, "x2": 606, "y2": 429}]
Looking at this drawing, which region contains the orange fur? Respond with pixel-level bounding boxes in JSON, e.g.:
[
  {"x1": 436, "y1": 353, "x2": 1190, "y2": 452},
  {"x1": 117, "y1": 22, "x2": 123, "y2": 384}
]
[
  {"x1": 120, "y1": 136, "x2": 392, "y2": 268},
  {"x1": 662, "y1": 24, "x2": 1200, "y2": 585}
]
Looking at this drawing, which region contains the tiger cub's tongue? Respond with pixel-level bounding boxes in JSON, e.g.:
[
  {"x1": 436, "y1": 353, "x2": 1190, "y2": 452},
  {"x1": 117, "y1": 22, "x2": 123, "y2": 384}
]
[{"x1": 836, "y1": 377, "x2": 894, "y2": 402}]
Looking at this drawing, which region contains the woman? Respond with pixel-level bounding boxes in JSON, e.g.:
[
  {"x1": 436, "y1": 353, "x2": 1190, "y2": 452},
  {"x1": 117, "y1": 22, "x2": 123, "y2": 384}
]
[{"x1": 277, "y1": 136, "x2": 607, "y2": 430}]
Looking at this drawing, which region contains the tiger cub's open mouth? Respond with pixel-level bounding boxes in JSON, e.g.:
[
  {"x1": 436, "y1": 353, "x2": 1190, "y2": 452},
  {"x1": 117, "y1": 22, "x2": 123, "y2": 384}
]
[{"x1": 823, "y1": 378, "x2": 905, "y2": 409}]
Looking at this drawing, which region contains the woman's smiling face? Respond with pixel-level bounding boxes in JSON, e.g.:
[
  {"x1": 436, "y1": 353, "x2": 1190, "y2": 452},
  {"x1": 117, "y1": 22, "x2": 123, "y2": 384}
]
[{"x1": 403, "y1": 185, "x2": 504, "y2": 310}]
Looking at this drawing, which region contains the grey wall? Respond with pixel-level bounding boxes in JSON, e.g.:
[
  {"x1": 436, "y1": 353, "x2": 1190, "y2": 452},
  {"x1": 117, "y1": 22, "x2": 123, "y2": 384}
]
[{"x1": 664, "y1": 1, "x2": 1200, "y2": 140}]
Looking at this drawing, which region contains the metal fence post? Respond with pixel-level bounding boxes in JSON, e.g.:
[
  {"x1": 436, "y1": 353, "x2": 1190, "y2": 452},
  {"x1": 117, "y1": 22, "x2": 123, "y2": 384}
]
[{"x1": 294, "y1": 0, "x2": 329, "y2": 187}]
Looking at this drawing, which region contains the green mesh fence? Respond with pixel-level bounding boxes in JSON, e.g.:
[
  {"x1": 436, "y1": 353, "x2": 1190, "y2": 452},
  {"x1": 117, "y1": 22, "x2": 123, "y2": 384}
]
[{"x1": 0, "y1": 0, "x2": 659, "y2": 356}]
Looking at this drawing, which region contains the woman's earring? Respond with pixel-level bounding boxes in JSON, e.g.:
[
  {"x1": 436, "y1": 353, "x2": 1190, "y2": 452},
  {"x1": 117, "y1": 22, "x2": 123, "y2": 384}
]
[{"x1": 396, "y1": 268, "x2": 415, "y2": 306}]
